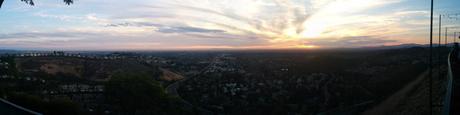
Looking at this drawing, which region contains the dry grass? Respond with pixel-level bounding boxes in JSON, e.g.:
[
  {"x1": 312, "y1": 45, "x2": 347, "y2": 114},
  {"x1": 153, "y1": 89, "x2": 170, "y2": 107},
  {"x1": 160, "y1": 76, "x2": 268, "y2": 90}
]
[{"x1": 159, "y1": 68, "x2": 184, "y2": 81}]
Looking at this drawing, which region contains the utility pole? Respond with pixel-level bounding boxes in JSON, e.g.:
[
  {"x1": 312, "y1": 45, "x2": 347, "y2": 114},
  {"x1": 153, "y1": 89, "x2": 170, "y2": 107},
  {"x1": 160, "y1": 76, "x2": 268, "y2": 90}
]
[
  {"x1": 446, "y1": 27, "x2": 448, "y2": 45},
  {"x1": 429, "y1": 0, "x2": 433, "y2": 114},
  {"x1": 455, "y1": 32, "x2": 457, "y2": 43},
  {"x1": 438, "y1": 15, "x2": 442, "y2": 80}
]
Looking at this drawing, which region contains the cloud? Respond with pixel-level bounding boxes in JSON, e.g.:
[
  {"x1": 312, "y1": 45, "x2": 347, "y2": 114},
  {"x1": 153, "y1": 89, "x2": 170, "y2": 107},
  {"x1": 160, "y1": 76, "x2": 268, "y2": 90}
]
[
  {"x1": 85, "y1": 14, "x2": 110, "y2": 25},
  {"x1": 0, "y1": 28, "x2": 267, "y2": 50},
  {"x1": 0, "y1": 31, "x2": 108, "y2": 40},
  {"x1": 157, "y1": 26, "x2": 225, "y2": 33},
  {"x1": 0, "y1": 32, "x2": 77, "y2": 39},
  {"x1": 106, "y1": 22, "x2": 225, "y2": 34},
  {"x1": 305, "y1": 36, "x2": 398, "y2": 48},
  {"x1": 33, "y1": 12, "x2": 81, "y2": 21},
  {"x1": 33, "y1": 12, "x2": 112, "y2": 26},
  {"x1": 0, "y1": 0, "x2": 436, "y2": 50},
  {"x1": 105, "y1": 22, "x2": 161, "y2": 27}
]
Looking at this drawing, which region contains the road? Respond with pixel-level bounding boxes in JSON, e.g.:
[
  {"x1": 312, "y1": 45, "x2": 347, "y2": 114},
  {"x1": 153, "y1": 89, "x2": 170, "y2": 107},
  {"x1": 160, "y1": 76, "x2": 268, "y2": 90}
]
[
  {"x1": 165, "y1": 55, "x2": 223, "y2": 114},
  {"x1": 362, "y1": 71, "x2": 429, "y2": 115}
]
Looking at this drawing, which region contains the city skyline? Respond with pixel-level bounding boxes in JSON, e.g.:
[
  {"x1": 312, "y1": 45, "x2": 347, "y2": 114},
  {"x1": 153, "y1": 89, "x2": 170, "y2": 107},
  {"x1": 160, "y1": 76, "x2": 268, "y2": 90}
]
[{"x1": 0, "y1": 0, "x2": 459, "y2": 50}]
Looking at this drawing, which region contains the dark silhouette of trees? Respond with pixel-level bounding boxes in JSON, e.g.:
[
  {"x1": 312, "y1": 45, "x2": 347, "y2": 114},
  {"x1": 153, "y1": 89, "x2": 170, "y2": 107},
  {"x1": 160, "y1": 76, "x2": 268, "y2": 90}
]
[
  {"x1": 8, "y1": 92, "x2": 81, "y2": 115},
  {"x1": 0, "y1": 0, "x2": 4, "y2": 8},
  {"x1": 0, "y1": 0, "x2": 73, "y2": 8},
  {"x1": 105, "y1": 73, "x2": 187, "y2": 114},
  {"x1": 20, "y1": 0, "x2": 73, "y2": 6}
]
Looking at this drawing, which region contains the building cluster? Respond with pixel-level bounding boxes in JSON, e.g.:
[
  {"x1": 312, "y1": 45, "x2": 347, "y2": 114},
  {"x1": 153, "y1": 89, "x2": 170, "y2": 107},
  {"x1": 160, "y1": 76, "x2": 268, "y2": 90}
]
[
  {"x1": 48, "y1": 84, "x2": 106, "y2": 112},
  {"x1": 0, "y1": 51, "x2": 134, "y2": 60},
  {"x1": 57, "y1": 84, "x2": 104, "y2": 94},
  {"x1": 178, "y1": 56, "x2": 372, "y2": 114},
  {"x1": 0, "y1": 59, "x2": 8, "y2": 69},
  {"x1": 0, "y1": 54, "x2": 112, "y2": 113},
  {"x1": 174, "y1": 50, "x2": 433, "y2": 114},
  {"x1": 0, "y1": 58, "x2": 13, "y2": 78},
  {"x1": 12, "y1": 51, "x2": 74, "y2": 57}
]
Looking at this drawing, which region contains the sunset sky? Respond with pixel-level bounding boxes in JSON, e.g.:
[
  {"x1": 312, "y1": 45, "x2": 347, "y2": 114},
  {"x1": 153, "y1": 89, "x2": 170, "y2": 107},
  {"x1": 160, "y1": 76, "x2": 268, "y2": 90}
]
[{"x1": 1, "y1": 0, "x2": 460, "y2": 50}]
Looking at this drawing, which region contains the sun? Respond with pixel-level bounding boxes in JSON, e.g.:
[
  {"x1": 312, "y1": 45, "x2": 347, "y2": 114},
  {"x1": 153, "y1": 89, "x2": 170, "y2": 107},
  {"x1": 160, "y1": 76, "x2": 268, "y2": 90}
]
[
  {"x1": 297, "y1": 0, "x2": 382, "y2": 39},
  {"x1": 300, "y1": 16, "x2": 328, "y2": 38},
  {"x1": 296, "y1": 45, "x2": 318, "y2": 49}
]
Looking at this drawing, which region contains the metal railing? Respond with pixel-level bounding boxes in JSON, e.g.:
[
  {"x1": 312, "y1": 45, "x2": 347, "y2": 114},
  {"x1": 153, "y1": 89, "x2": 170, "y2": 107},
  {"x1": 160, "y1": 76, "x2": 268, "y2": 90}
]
[
  {"x1": 443, "y1": 47, "x2": 454, "y2": 115},
  {"x1": 0, "y1": 98, "x2": 42, "y2": 115}
]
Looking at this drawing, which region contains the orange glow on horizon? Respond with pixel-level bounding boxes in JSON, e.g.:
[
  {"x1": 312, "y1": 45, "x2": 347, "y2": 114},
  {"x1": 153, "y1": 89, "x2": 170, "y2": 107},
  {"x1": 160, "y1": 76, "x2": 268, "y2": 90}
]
[{"x1": 295, "y1": 45, "x2": 319, "y2": 49}]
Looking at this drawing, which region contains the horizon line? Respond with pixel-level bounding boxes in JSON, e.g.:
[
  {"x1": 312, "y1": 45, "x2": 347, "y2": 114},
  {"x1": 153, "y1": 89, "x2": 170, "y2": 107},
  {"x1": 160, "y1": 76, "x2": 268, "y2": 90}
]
[{"x1": 0, "y1": 43, "x2": 438, "y2": 52}]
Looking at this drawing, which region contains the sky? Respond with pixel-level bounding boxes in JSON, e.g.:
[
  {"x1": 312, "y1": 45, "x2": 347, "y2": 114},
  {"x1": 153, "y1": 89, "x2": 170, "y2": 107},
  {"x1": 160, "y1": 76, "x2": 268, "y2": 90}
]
[{"x1": 1, "y1": 0, "x2": 460, "y2": 51}]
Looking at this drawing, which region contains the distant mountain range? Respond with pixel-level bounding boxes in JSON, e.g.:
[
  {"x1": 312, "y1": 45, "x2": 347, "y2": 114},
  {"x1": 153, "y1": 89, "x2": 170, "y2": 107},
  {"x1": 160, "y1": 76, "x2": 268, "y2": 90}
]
[
  {"x1": 364, "y1": 44, "x2": 425, "y2": 49},
  {"x1": 366, "y1": 43, "x2": 456, "y2": 50}
]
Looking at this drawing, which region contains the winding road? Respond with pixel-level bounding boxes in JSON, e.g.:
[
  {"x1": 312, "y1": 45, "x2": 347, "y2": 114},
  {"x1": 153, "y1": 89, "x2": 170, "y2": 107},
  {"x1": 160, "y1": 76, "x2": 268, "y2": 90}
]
[{"x1": 165, "y1": 55, "x2": 223, "y2": 114}]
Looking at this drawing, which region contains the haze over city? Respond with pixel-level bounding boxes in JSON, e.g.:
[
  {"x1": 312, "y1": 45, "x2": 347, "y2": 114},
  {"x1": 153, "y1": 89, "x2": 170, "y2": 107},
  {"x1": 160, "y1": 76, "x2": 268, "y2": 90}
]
[{"x1": 1, "y1": 0, "x2": 459, "y2": 50}]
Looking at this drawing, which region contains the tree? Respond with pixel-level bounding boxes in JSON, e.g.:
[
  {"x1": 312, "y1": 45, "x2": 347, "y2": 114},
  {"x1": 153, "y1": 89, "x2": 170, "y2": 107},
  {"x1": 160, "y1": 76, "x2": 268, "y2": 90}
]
[
  {"x1": 0, "y1": 0, "x2": 3, "y2": 8},
  {"x1": 20, "y1": 0, "x2": 73, "y2": 6},
  {"x1": 0, "y1": 0, "x2": 73, "y2": 8},
  {"x1": 105, "y1": 73, "x2": 186, "y2": 115},
  {"x1": 8, "y1": 92, "x2": 81, "y2": 115}
]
